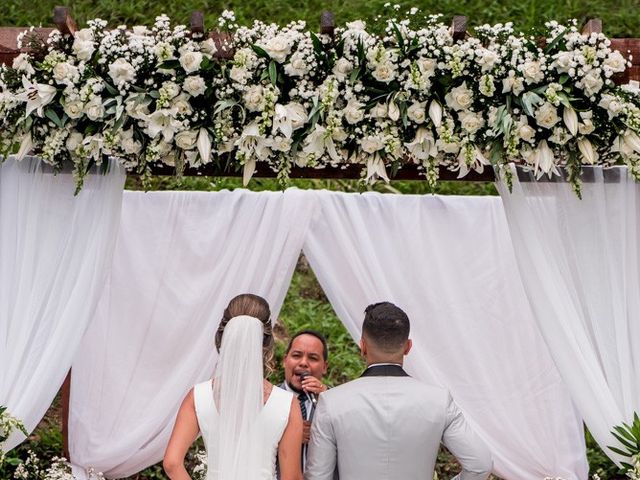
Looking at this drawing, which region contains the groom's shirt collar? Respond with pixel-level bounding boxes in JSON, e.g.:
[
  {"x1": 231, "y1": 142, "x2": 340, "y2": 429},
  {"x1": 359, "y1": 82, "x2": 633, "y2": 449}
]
[{"x1": 361, "y1": 363, "x2": 409, "y2": 377}]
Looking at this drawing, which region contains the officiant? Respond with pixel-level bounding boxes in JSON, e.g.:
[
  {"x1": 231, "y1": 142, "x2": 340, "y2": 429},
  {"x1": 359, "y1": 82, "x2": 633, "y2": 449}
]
[{"x1": 279, "y1": 330, "x2": 329, "y2": 463}]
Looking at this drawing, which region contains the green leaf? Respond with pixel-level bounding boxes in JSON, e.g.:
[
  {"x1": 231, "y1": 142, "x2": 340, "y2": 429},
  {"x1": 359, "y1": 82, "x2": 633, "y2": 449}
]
[
  {"x1": 268, "y1": 60, "x2": 278, "y2": 86},
  {"x1": 149, "y1": 90, "x2": 160, "y2": 99},
  {"x1": 613, "y1": 424, "x2": 637, "y2": 443},
  {"x1": 158, "y1": 59, "x2": 180, "y2": 70},
  {"x1": 608, "y1": 445, "x2": 632, "y2": 457},
  {"x1": 559, "y1": 74, "x2": 570, "y2": 85},
  {"x1": 111, "y1": 114, "x2": 126, "y2": 134},
  {"x1": 45, "y1": 108, "x2": 63, "y2": 128},
  {"x1": 391, "y1": 22, "x2": 405, "y2": 51},
  {"x1": 310, "y1": 32, "x2": 324, "y2": 56},
  {"x1": 611, "y1": 430, "x2": 636, "y2": 450},
  {"x1": 521, "y1": 91, "x2": 543, "y2": 117},
  {"x1": 103, "y1": 81, "x2": 119, "y2": 96},
  {"x1": 214, "y1": 99, "x2": 238, "y2": 116},
  {"x1": 349, "y1": 67, "x2": 361, "y2": 85},
  {"x1": 544, "y1": 31, "x2": 566, "y2": 53},
  {"x1": 251, "y1": 44, "x2": 270, "y2": 59}
]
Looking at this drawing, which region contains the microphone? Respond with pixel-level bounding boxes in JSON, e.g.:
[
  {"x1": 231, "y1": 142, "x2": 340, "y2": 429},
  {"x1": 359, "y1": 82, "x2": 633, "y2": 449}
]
[{"x1": 298, "y1": 372, "x2": 318, "y2": 406}]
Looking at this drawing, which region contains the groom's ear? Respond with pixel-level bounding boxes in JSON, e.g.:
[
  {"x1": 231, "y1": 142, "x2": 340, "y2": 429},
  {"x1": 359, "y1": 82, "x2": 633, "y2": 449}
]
[
  {"x1": 403, "y1": 339, "x2": 412, "y2": 356},
  {"x1": 359, "y1": 338, "x2": 367, "y2": 358}
]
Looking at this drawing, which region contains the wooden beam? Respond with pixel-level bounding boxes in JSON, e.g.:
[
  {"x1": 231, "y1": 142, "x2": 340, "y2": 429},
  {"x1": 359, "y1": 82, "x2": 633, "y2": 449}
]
[
  {"x1": 582, "y1": 18, "x2": 603, "y2": 35},
  {"x1": 53, "y1": 6, "x2": 77, "y2": 36},
  {"x1": 190, "y1": 11, "x2": 204, "y2": 36},
  {"x1": 61, "y1": 370, "x2": 71, "y2": 460}
]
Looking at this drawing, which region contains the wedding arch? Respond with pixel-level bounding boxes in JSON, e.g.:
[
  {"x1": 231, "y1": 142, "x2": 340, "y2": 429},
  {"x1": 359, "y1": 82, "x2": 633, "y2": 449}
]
[{"x1": 1, "y1": 7, "x2": 640, "y2": 480}]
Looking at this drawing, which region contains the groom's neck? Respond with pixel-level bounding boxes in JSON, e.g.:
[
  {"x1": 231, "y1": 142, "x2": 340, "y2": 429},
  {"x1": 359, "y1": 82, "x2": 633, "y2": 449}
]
[{"x1": 365, "y1": 353, "x2": 404, "y2": 366}]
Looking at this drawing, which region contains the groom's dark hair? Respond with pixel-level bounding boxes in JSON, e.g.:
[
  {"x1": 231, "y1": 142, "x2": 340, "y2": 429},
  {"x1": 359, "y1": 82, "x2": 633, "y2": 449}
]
[{"x1": 362, "y1": 302, "x2": 410, "y2": 352}]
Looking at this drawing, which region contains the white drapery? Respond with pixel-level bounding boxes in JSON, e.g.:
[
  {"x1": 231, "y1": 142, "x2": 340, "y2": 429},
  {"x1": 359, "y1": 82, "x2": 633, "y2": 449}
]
[
  {"x1": 497, "y1": 166, "x2": 640, "y2": 464},
  {"x1": 302, "y1": 191, "x2": 588, "y2": 480},
  {"x1": 0, "y1": 156, "x2": 125, "y2": 451},
  {"x1": 69, "y1": 189, "x2": 316, "y2": 478}
]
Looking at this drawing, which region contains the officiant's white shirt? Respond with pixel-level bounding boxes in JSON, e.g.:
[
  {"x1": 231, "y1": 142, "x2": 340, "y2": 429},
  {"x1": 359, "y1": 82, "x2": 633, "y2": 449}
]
[{"x1": 305, "y1": 374, "x2": 492, "y2": 480}]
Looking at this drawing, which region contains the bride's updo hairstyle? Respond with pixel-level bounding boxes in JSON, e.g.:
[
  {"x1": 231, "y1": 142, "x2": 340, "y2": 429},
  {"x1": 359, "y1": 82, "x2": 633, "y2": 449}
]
[{"x1": 215, "y1": 293, "x2": 274, "y2": 367}]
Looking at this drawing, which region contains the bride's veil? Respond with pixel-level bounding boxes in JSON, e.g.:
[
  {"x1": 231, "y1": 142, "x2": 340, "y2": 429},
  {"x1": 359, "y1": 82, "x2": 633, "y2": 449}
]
[{"x1": 211, "y1": 314, "x2": 265, "y2": 480}]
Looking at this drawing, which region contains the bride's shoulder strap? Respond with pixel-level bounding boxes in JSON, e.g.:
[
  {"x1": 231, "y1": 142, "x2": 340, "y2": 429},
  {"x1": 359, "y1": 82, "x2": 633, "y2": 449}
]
[{"x1": 193, "y1": 379, "x2": 215, "y2": 422}]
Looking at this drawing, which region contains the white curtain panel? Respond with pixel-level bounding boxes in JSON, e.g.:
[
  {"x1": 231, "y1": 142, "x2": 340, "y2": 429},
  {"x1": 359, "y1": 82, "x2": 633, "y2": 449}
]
[
  {"x1": 69, "y1": 189, "x2": 316, "y2": 478},
  {"x1": 0, "y1": 156, "x2": 125, "y2": 451},
  {"x1": 497, "y1": 165, "x2": 640, "y2": 465},
  {"x1": 303, "y1": 191, "x2": 588, "y2": 480}
]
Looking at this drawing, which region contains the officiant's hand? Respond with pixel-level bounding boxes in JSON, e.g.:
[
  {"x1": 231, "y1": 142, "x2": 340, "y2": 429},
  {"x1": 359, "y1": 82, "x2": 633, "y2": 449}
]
[{"x1": 301, "y1": 375, "x2": 328, "y2": 395}]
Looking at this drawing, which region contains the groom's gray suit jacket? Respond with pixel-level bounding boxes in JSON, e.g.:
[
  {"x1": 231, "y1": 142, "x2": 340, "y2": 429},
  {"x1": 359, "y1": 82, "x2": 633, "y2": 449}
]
[{"x1": 304, "y1": 364, "x2": 492, "y2": 480}]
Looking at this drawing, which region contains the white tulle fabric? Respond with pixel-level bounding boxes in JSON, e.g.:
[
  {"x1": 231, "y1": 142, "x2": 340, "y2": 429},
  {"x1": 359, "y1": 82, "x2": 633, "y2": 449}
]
[
  {"x1": 0, "y1": 156, "x2": 124, "y2": 451},
  {"x1": 302, "y1": 190, "x2": 588, "y2": 480},
  {"x1": 211, "y1": 315, "x2": 264, "y2": 480},
  {"x1": 69, "y1": 189, "x2": 314, "y2": 478},
  {"x1": 497, "y1": 165, "x2": 640, "y2": 464}
]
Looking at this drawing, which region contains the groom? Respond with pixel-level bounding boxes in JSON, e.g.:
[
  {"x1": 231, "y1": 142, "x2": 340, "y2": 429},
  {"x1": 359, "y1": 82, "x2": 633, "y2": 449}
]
[{"x1": 305, "y1": 302, "x2": 493, "y2": 480}]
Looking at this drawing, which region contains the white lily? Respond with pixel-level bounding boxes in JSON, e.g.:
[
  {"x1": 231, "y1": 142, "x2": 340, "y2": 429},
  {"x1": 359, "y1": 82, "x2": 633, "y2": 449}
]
[
  {"x1": 456, "y1": 144, "x2": 489, "y2": 178},
  {"x1": 366, "y1": 155, "x2": 390, "y2": 183},
  {"x1": 273, "y1": 104, "x2": 293, "y2": 139},
  {"x1": 197, "y1": 128, "x2": 212, "y2": 164},
  {"x1": 623, "y1": 129, "x2": 640, "y2": 154},
  {"x1": 533, "y1": 140, "x2": 559, "y2": 178},
  {"x1": 243, "y1": 158, "x2": 256, "y2": 186},
  {"x1": 236, "y1": 122, "x2": 273, "y2": 185},
  {"x1": 577, "y1": 138, "x2": 598, "y2": 164},
  {"x1": 428, "y1": 100, "x2": 442, "y2": 128},
  {"x1": 16, "y1": 133, "x2": 33, "y2": 160},
  {"x1": 16, "y1": 76, "x2": 57, "y2": 118},
  {"x1": 563, "y1": 107, "x2": 578, "y2": 136},
  {"x1": 302, "y1": 125, "x2": 340, "y2": 162},
  {"x1": 145, "y1": 109, "x2": 180, "y2": 142},
  {"x1": 405, "y1": 127, "x2": 437, "y2": 161},
  {"x1": 388, "y1": 101, "x2": 400, "y2": 122}
]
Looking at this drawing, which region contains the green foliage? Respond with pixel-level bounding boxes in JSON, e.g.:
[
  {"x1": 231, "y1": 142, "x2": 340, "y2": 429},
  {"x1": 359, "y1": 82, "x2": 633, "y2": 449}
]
[
  {"x1": 586, "y1": 428, "x2": 626, "y2": 479},
  {"x1": 609, "y1": 413, "x2": 640, "y2": 472}
]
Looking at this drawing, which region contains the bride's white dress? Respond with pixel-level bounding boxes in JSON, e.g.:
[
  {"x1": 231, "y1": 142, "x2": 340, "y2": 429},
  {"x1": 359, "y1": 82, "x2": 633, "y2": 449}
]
[{"x1": 193, "y1": 379, "x2": 294, "y2": 480}]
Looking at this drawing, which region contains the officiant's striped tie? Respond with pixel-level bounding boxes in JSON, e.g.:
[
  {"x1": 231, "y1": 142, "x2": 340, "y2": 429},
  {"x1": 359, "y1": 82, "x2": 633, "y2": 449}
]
[{"x1": 298, "y1": 392, "x2": 307, "y2": 420}]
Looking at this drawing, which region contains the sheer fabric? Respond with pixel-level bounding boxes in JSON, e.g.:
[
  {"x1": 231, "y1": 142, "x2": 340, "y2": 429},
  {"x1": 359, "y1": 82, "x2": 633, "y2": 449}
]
[
  {"x1": 69, "y1": 189, "x2": 315, "y2": 478},
  {"x1": 0, "y1": 156, "x2": 124, "y2": 451},
  {"x1": 302, "y1": 190, "x2": 588, "y2": 480},
  {"x1": 497, "y1": 166, "x2": 640, "y2": 464}
]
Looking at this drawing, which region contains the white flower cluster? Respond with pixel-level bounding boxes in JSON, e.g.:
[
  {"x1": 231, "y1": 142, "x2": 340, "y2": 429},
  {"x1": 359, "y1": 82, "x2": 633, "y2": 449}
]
[
  {"x1": 0, "y1": 406, "x2": 27, "y2": 462},
  {"x1": 0, "y1": 10, "x2": 639, "y2": 192},
  {"x1": 12, "y1": 451, "x2": 104, "y2": 480}
]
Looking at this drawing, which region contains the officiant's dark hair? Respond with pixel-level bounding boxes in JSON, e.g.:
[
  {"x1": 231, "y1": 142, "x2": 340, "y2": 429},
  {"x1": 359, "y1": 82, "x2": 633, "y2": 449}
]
[
  {"x1": 362, "y1": 302, "x2": 410, "y2": 352},
  {"x1": 216, "y1": 294, "x2": 274, "y2": 368}
]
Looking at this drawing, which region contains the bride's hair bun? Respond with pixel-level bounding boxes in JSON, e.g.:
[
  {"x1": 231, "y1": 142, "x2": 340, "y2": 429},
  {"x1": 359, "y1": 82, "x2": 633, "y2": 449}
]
[{"x1": 216, "y1": 293, "x2": 274, "y2": 367}]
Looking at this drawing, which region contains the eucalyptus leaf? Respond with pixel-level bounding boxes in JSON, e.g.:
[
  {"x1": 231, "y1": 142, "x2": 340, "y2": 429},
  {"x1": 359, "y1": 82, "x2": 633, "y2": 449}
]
[{"x1": 269, "y1": 60, "x2": 278, "y2": 86}]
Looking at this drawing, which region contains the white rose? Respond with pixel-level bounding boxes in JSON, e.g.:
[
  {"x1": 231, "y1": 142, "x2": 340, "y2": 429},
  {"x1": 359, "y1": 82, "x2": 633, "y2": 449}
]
[
  {"x1": 458, "y1": 110, "x2": 485, "y2": 134},
  {"x1": 360, "y1": 135, "x2": 385, "y2": 154},
  {"x1": 175, "y1": 130, "x2": 198, "y2": 150},
  {"x1": 535, "y1": 102, "x2": 560, "y2": 129},
  {"x1": 201, "y1": 38, "x2": 218, "y2": 56},
  {"x1": 344, "y1": 99, "x2": 365, "y2": 125},
  {"x1": 75, "y1": 28, "x2": 94, "y2": 42},
  {"x1": 66, "y1": 131, "x2": 83, "y2": 153},
  {"x1": 52, "y1": 62, "x2": 78, "y2": 86},
  {"x1": 12, "y1": 54, "x2": 35, "y2": 75},
  {"x1": 287, "y1": 102, "x2": 307, "y2": 130},
  {"x1": 284, "y1": 52, "x2": 310, "y2": 77},
  {"x1": 272, "y1": 136, "x2": 292, "y2": 152},
  {"x1": 407, "y1": 102, "x2": 427, "y2": 124},
  {"x1": 502, "y1": 75, "x2": 525, "y2": 95},
  {"x1": 180, "y1": 51, "x2": 203, "y2": 73},
  {"x1": 477, "y1": 49, "x2": 499, "y2": 72},
  {"x1": 121, "y1": 129, "x2": 142, "y2": 154},
  {"x1": 552, "y1": 51, "x2": 574, "y2": 74},
  {"x1": 84, "y1": 97, "x2": 105, "y2": 121},
  {"x1": 172, "y1": 94, "x2": 193, "y2": 115},
  {"x1": 161, "y1": 81, "x2": 181, "y2": 99},
  {"x1": 604, "y1": 51, "x2": 626, "y2": 73},
  {"x1": 108, "y1": 58, "x2": 136, "y2": 86},
  {"x1": 64, "y1": 99, "x2": 84, "y2": 119},
  {"x1": 332, "y1": 58, "x2": 353, "y2": 81},
  {"x1": 243, "y1": 85, "x2": 265, "y2": 112},
  {"x1": 370, "y1": 103, "x2": 388, "y2": 119},
  {"x1": 345, "y1": 20, "x2": 366, "y2": 31},
  {"x1": 521, "y1": 60, "x2": 544, "y2": 84},
  {"x1": 579, "y1": 111, "x2": 595, "y2": 135},
  {"x1": 230, "y1": 66, "x2": 250, "y2": 84},
  {"x1": 582, "y1": 70, "x2": 604, "y2": 96},
  {"x1": 445, "y1": 82, "x2": 474, "y2": 111},
  {"x1": 372, "y1": 62, "x2": 397, "y2": 83},
  {"x1": 72, "y1": 40, "x2": 95, "y2": 61},
  {"x1": 125, "y1": 97, "x2": 150, "y2": 119},
  {"x1": 263, "y1": 35, "x2": 292, "y2": 63},
  {"x1": 416, "y1": 58, "x2": 437, "y2": 76},
  {"x1": 183, "y1": 76, "x2": 206, "y2": 97},
  {"x1": 517, "y1": 119, "x2": 536, "y2": 143}
]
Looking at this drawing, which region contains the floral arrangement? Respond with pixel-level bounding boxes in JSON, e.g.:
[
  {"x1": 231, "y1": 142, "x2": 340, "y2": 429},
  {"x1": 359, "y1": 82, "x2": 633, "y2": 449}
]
[
  {"x1": 1, "y1": 7, "x2": 640, "y2": 193},
  {"x1": 0, "y1": 406, "x2": 27, "y2": 463},
  {"x1": 12, "y1": 451, "x2": 104, "y2": 480},
  {"x1": 609, "y1": 413, "x2": 640, "y2": 480}
]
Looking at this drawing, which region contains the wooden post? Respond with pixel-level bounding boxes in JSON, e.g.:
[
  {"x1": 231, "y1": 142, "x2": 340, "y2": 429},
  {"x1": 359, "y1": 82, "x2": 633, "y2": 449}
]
[
  {"x1": 190, "y1": 11, "x2": 205, "y2": 36},
  {"x1": 53, "y1": 6, "x2": 77, "y2": 36},
  {"x1": 582, "y1": 18, "x2": 603, "y2": 35},
  {"x1": 320, "y1": 11, "x2": 335, "y2": 38},
  {"x1": 61, "y1": 370, "x2": 71, "y2": 460},
  {"x1": 451, "y1": 15, "x2": 467, "y2": 42}
]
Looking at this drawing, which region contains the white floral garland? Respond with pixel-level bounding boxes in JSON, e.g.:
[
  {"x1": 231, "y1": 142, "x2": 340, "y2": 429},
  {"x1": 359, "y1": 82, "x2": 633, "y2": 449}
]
[{"x1": 1, "y1": 9, "x2": 640, "y2": 194}]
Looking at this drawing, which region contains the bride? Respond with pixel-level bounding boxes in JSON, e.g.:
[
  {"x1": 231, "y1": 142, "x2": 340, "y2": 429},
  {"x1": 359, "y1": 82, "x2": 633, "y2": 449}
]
[{"x1": 163, "y1": 294, "x2": 303, "y2": 480}]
